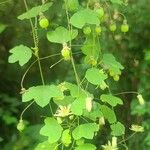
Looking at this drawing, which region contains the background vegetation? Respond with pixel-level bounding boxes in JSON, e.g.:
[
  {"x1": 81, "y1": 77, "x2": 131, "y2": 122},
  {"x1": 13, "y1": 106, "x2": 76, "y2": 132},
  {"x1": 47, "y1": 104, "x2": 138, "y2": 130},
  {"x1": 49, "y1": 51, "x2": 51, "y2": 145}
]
[{"x1": 0, "y1": 0, "x2": 150, "y2": 149}]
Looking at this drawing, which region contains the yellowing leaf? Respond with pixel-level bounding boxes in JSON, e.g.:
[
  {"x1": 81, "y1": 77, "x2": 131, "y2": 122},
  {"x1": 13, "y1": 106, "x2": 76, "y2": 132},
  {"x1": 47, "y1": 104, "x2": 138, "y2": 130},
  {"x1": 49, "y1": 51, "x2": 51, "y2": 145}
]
[
  {"x1": 8, "y1": 45, "x2": 32, "y2": 66},
  {"x1": 40, "y1": 118, "x2": 63, "y2": 143},
  {"x1": 22, "y1": 85, "x2": 64, "y2": 107}
]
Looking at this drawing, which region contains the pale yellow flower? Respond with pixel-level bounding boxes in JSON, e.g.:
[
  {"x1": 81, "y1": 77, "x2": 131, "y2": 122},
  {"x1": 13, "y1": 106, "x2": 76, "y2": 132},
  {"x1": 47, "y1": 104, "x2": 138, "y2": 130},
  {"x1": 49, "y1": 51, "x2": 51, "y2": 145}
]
[
  {"x1": 54, "y1": 105, "x2": 72, "y2": 117},
  {"x1": 130, "y1": 124, "x2": 144, "y2": 132},
  {"x1": 137, "y1": 94, "x2": 145, "y2": 105},
  {"x1": 102, "y1": 137, "x2": 118, "y2": 150},
  {"x1": 85, "y1": 97, "x2": 93, "y2": 112}
]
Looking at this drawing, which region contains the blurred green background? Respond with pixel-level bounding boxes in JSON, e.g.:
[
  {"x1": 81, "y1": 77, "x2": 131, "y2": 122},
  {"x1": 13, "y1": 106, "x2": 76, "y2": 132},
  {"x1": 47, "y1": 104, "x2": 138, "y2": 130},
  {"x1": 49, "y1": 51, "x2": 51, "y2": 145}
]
[{"x1": 0, "y1": 0, "x2": 150, "y2": 149}]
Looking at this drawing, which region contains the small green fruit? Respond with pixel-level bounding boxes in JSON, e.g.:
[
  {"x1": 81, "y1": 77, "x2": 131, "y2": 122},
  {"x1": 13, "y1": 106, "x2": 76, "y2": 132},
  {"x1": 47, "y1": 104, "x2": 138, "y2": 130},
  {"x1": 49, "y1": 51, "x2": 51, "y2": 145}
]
[
  {"x1": 109, "y1": 23, "x2": 117, "y2": 32},
  {"x1": 83, "y1": 26, "x2": 91, "y2": 35},
  {"x1": 61, "y1": 47, "x2": 71, "y2": 60},
  {"x1": 95, "y1": 26, "x2": 102, "y2": 34},
  {"x1": 17, "y1": 120, "x2": 25, "y2": 132},
  {"x1": 113, "y1": 75, "x2": 120, "y2": 81},
  {"x1": 65, "y1": 0, "x2": 79, "y2": 12},
  {"x1": 95, "y1": 7, "x2": 104, "y2": 19},
  {"x1": 39, "y1": 18, "x2": 49, "y2": 29},
  {"x1": 121, "y1": 20, "x2": 129, "y2": 33}
]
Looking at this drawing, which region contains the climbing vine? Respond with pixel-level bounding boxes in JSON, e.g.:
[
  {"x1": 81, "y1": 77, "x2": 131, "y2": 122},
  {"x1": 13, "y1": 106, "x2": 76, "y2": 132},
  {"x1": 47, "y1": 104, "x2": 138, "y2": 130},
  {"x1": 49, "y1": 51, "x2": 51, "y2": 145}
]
[{"x1": 8, "y1": 0, "x2": 144, "y2": 149}]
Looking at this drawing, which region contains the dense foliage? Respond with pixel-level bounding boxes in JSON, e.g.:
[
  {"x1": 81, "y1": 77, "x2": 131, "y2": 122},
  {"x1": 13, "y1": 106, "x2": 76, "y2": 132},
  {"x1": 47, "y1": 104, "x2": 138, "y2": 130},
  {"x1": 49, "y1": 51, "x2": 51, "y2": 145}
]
[{"x1": 0, "y1": 0, "x2": 150, "y2": 150}]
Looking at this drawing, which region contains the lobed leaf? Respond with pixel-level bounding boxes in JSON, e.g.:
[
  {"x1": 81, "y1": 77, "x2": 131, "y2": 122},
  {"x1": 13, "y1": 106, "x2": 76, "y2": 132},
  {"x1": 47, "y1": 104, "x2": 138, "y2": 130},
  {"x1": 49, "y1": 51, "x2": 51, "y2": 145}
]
[
  {"x1": 47, "y1": 26, "x2": 78, "y2": 44},
  {"x1": 75, "y1": 143, "x2": 96, "y2": 150},
  {"x1": 110, "y1": 121, "x2": 125, "y2": 136},
  {"x1": 18, "y1": 2, "x2": 52, "y2": 20},
  {"x1": 100, "y1": 94, "x2": 123, "y2": 107},
  {"x1": 40, "y1": 117, "x2": 63, "y2": 143},
  {"x1": 72, "y1": 123, "x2": 99, "y2": 140},
  {"x1": 22, "y1": 85, "x2": 64, "y2": 107},
  {"x1": 8, "y1": 45, "x2": 32, "y2": 66},
  {"x1": 70, "y1": 8, "x2": 100, "y2": 29}
]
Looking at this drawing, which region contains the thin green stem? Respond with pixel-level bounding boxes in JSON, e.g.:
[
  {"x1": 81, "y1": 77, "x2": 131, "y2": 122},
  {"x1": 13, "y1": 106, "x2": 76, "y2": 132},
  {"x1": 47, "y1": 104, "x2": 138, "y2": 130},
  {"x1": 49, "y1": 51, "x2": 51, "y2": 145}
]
[{"x1": 64, "y1": 1, "x2": 81, "y2": 87}]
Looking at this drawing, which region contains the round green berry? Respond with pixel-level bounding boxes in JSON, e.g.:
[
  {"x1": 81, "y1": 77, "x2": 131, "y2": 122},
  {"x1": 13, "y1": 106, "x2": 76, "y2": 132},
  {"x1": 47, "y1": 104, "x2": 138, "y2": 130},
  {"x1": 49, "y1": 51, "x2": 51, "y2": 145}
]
[
  {"x1": 121, "y1": 20, "x2": 129, "y2": 33},
  {"x1": 39, "y1": 18, "x2": 49, "y2": 29},
  {"x1": 17, "y1": 120, "x2": 25, "y2": 132},
  {"x1": 61, "y1": 47, "x2": 71, "y2": 60},
  {"x1": 95, "y1": 7, "x2": 104, "y2": 19},
  {"x1": 95, "y1": 26, "x2": 102, "y2": 34},
  {"x1": 109, "y1": 23, "x2": 117, "y2": 32},
  {"x1": 113, "y1": 75, "x2": 120, "y2": 81}
]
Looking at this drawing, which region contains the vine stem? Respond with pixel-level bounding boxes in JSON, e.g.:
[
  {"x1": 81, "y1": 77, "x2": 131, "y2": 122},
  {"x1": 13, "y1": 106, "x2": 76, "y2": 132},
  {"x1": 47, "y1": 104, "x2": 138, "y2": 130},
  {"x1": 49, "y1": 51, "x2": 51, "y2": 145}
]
[
  {"x1": 64, "y1": 1, "x2": 81, "y2": 87},
  {"x1": 20, "y1": 0, "x2": 46, "y2": 119},
  {"x1": 118, "y1": 132, "x2": 137, "y2": 145},
  {"x1": 114, "y1": 91, "x2": 139, "y2": 96}
]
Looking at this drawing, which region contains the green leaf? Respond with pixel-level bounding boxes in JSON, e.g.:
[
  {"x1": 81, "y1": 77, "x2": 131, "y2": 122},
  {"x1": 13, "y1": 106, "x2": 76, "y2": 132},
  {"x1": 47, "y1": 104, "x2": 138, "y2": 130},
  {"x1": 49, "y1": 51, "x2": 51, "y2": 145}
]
[
  {"x1": 71, "y1": 97, "x2": 86, "y2": 115},
  {"x1": 110, "y1": 122, "x2": 125, "y2": 136},
  {"x1": 100, "y1": 94, "x2": 123, "y2": 107},
  {"x1": 47, "y1": 26, "x2": 78, "y2": 43},
  {"x1": 53, "y1": 96, "x2": 74, "y2": 106},
  {"x1": 75, "y1": 143, "x2": 96, "y2": 150},
  {"x1": 83, "y1": 102, "x2": 103, "y2": 121},
  {"x1": 70, "y1": 8, "x2": 100, "y2": 29},
  {"x1": 110, "y1": 0, "x2": 123, "y2": 5},
  {"x1": 0, "y1": 23, "x2": 7, "y2": 34},
  {"x1": 81, "y1": 35, "x2": 100, "y2": 61},
  {"x1": 22, "y1": 85, "x2": 64, "y2": 107},
  {"x1": 99, "y1": 105, "x2": 116, "y2": 124},
  {"x1": 40, "y1": 118, "x2": 63, "y2": 143},
  {"x1": 85, "y1": 68, "x2": 107, "y2": 85},
  {"x1": 102, "y1": 54, "x2": 124, "y2": 75},
  {"x1": 72, "y1": 123, "x2": 99, "y2": 140},
  {"x1": 34, "y1": 141, "x2": 57, "y2": 150},
  {"x1": 8, "y1": 45, "x2": 32, "y2": 66},
  {"x1": 18, "y1": 2, "x2": 52, "y2": 20}
]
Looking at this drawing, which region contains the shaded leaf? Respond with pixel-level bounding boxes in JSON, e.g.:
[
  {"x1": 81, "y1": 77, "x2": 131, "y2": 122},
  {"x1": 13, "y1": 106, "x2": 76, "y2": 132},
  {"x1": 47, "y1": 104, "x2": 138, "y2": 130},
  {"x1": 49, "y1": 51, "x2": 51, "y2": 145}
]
[
  {"x1": 34, "y1": 141, "x2": 57, "y2": 150},
  {"x1": 102, "y1": 54, "x2": 124, "y2": 75}
]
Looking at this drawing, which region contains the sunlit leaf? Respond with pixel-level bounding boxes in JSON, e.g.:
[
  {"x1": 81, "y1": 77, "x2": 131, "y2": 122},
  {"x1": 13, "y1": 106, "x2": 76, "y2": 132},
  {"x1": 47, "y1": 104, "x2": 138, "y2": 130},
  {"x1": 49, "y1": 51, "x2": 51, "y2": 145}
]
[
  {"x1": 85, "y1": 68, "x2": 107, "y2": 85},
  {"x1": 70, "y1": 8, "x2": 100, "y2": 28},
  {"x1": 75, "y1": 143, "x2": 96, "y2": 150},
  {"x1": 34, "y1": 141, "x2": 57, "y2": 150},
  {"x1": 40, "y1": 118, "x2": 63, "y2": 143},
  {"x1": 72, "y1": 123, "x2": 99, "y2": 140},
  {"x1": 110, "y1": 122, "x2": 125, "y2": 136},
  {"x1": 18, "y1": 2, "x2": 52, "y2": 20},
  {"x1": 47, "y1": 26, "x2": 78, "y2": 43},
  {"x1": 99, "y1": 105, "x2": 116, "y2": 124},
  {"x1": 8, "y1": 45, "x2": 32, "y2": 66},
  {"x1": 100, "y1": 94, "x2": 123, "y2": 107},
  {"x1": 22, "y1": 85, "x2": 64, "y2": 107}
]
